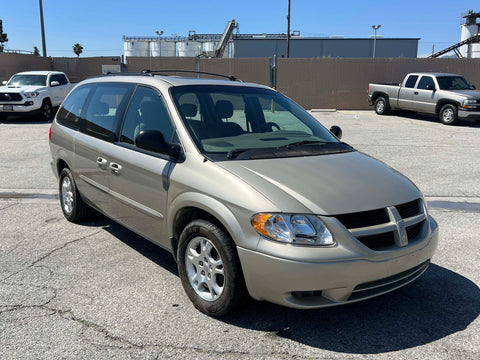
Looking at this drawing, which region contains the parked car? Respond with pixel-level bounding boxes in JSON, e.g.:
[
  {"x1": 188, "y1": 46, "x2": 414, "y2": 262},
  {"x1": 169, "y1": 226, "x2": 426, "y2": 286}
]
[
  {"x1": 0, "y1": 71, "x2": 74, "y2": 121},
  {"x1": 49, "y1": 72, "x2": 438, "y2": 316},
  {"x1": 367, "y1": 72, "x2": 480, "y2": 125}
]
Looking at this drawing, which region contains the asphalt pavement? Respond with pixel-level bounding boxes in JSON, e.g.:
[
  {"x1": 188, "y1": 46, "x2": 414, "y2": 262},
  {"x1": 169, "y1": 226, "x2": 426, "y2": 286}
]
[{"x1": 1, "y1": 111, "x2": 479, "y2": 359}]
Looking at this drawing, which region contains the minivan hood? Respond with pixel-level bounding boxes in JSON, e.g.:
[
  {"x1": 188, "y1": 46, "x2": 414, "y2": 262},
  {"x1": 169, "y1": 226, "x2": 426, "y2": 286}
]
[{"x1": 218, "y1": 151, "x2": 421, "y2": 215}]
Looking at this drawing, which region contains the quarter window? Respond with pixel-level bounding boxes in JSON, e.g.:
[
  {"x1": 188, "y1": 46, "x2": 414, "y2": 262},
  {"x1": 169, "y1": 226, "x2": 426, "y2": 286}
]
[
  {"x1": 56, "y1": 85, "x2": 92, "y2": 130},
  {"x1": 120, "y1": 86, "x2": 175, "y2": 146},
  {"x1": 405, "y1": 75, "x2": 419, "y2": 88}
]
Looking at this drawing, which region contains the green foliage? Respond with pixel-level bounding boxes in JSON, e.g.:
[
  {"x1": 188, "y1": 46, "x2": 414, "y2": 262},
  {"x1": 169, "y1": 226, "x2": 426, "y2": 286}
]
[
  {"x1": 72, "y1": 43, "x2": 83, "y2": 57},
  {"x1": 0, "y1": 20, "x2": 8, "y2": 53}
]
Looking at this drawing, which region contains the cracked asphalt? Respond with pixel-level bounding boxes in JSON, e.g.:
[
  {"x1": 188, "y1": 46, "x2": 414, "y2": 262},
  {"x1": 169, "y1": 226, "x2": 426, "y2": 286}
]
[{"x1": 1, "y1": 112, "x2": 479, "y2": 359}]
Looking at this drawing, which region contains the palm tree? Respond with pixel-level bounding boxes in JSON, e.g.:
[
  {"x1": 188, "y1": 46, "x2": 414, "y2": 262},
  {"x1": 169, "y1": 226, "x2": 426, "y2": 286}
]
[{"x1": 72, "y1": 43, "x2": 83, "y2": 57}]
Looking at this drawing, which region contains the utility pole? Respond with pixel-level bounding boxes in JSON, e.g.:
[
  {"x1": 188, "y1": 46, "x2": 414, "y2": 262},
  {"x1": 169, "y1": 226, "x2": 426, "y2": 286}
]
[
  {"x1": 372, "y1": 24, "x2": 381, "y2": 58},
  {"x1": 286, "y1": 0, "x2": 291, "y2": 58},
  {"x1": 39, "y1": 0, "x2": 47, "y2": 57}
]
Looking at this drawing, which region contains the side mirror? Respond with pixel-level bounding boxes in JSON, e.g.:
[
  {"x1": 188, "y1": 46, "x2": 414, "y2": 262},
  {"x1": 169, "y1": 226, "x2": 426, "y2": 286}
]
[
  {"x1": 50, "y1": 81, "x2": 60, "y2": 87},
  {"x1": 472, "y1": 85, "x2": 476, "y2": 90},
  {"x1": 135, "y1": 130, "x2": 181, "y2": 159},
  {"x1": 329, "y1": 125, "x2": 342, "y2": 139},
  {"x1": 426, "y1": 84, "x2": 436, "y2": 91},
  {"x1": 2, "y1": 80, "x2": 7, "y2": 85}
]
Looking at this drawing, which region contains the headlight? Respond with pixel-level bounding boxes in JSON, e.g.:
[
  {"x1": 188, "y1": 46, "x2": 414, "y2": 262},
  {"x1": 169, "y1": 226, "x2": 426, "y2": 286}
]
[
  {"x1": 24, "y1": 91, "x2": 39, "y2": 98},
  {"x1": 251, "y1": 213, "x2": 334, "y2": 246},
  {"x1": 462, "y1": 99, "x2": 478, "y2": 108}
]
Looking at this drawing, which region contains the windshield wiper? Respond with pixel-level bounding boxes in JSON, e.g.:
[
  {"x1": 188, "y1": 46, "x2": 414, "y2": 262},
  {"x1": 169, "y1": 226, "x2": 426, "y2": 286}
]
[
  {"x1": 281, "y1": 140, "x2": 328, "y2": 148},
  {"x1": 227, "y1": 148, "x2": 253, "y2": 159}
]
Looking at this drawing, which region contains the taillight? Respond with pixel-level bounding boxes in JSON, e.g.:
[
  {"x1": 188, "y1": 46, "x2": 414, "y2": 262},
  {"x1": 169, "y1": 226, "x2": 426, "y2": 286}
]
[
  {"x1": 366, "y1": 85, "x2": 369, "y2": 94},
  {"x1": 49, "y1": 126, "x2": 52, "y2": 143}
]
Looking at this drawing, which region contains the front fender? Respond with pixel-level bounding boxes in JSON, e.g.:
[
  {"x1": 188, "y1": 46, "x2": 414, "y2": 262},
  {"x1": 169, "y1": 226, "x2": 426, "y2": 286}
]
[{"x1": 167, "y1": 192, "x2": 253, "y2": 248}]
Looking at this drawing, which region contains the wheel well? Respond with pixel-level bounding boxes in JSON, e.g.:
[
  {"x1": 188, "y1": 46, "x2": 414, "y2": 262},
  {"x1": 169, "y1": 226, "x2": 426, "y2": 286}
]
[
  {"x1": 171, "y1": 207, "x2": 231, "y2": 260},
  {"x1": 372, "y1": 92, "x2": 389, "y2": 104},
  {"x1": 436, "y1": 100, "x2": 460, "y2": 115},
  {"x1": 42, "y1": 97, "x2": 52, "y2": 105},
  {"x1": 56, "y1": 159, "x2": 69, "y2": 175}
]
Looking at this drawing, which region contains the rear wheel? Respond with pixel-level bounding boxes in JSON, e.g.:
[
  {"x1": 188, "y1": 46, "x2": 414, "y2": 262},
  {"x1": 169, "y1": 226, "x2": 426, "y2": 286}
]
[
  {"x1": 439, "y1": 104, "x2": 458, "y2": 125},
  {"x1": 177, "y1": 219, "x2": 247, "y2": 317},
  {"x1": 59, "y1": 168, "x2": 90, "y2": 222},
  {"x1": 374, "y1": 97, "x2": 389, "y2": 115}
]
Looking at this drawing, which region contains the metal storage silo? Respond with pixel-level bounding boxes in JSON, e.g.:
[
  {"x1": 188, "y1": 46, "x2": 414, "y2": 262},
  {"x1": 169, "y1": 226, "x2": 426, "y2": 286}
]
[
  {"x1": 177, "y1": 41, "x2": 202, "y2": 57},
  {"x1": 124, "y1": 40, "x2": 150, "y2": 57},
  {"x1": 150, "y1": 41, "x2": 177, "y2": 57},
  {"x1": 460, "y1": 11, "x2": 480, "y2": 58}
]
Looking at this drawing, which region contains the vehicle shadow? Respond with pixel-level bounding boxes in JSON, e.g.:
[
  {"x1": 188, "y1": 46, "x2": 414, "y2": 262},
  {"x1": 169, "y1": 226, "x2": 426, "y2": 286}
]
[
  {"x1": 81, "y1": 216, "x2": 479, "y2": 354},
  {"x1": 0, "y1": 113, "x2": 53, "y2": 124},
  {"x1": 393, "y1": 110, "x2": 480, "y2": 127}
]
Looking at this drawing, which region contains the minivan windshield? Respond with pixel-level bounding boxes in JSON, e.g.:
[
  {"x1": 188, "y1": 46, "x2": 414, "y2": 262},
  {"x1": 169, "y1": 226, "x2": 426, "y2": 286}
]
[
  {"x1": 171, "y1": 85, "x2": 352, "y2": 160},
  {"x1": 436, "y1": 76, "x2": 474, "y2": 90},
  {"x1": 8, "y1": 74, "x2": 47, "y2": 87}
]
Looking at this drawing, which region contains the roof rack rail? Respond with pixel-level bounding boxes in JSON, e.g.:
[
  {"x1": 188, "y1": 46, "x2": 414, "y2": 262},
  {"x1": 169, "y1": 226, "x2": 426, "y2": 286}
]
[
  {"x1": 142, "y1": 69, "x2": 241, "y2": 82},
  {"x1": 103, "y1": 71, "x2": 150, "y2": 76}
]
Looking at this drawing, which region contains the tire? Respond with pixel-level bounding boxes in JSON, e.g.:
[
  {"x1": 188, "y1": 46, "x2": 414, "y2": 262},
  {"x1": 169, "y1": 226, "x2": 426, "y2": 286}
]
[
  {"x1": 439, "y1": 104, "x2": 458, "y2": 125},
  {"x1": 177, "y1": 219, "x2": 247, "y2": 317},
  {"x1": 59, "y1": 168, "x2": 90, "y2": 222},
  {"x1": 374, "y1": 97, "x2": 389, "y2": 115},
  {"x1": 40, "y1": 99, "x2": 53, "y2": 121}
]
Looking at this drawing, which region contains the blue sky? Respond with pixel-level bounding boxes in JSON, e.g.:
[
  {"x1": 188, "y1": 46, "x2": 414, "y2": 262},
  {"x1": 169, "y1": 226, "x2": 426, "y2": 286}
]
[{"x1": 1, "y1": 0, "x2": 479, "y2": 57}]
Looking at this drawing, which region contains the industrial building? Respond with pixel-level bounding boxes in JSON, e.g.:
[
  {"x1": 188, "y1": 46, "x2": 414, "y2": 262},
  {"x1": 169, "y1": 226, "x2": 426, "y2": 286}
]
[{"x1": 123, "y1": 20, "x2": 419, "y2": 59}]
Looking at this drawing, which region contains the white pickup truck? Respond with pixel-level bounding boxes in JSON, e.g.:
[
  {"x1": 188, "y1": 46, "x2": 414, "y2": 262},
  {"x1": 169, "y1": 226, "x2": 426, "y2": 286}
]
[
  {"x1": 367, "y1": 72, "x2": 480, "y2": 125},
  {"x1": 0, "y1": 71, "x2": 74, "y2": 121}
]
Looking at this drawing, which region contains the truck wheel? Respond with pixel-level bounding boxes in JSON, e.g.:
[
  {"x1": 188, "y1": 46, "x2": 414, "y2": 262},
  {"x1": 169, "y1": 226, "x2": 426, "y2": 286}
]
[
  {"x1": 59, "y1": 168, "x2": 90, "y2": 222},
  {"x1": 439, "y1": 104, "x2": 458, "y2": 125},
  {"x1": 40, "y1": 99, "x2": 53, "y2": 121},
  {"x1": 374, "y1": 97, "x2": 389, "y2": 115},
  {"x1": 177, "y1": 219, "x2": 247, "y2": 317}
]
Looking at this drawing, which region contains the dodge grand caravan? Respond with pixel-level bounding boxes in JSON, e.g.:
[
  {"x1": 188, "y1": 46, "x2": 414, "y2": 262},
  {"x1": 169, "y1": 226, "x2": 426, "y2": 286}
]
[{"x1": 49, "y1": 72, "x2": 438, "y2": 316}]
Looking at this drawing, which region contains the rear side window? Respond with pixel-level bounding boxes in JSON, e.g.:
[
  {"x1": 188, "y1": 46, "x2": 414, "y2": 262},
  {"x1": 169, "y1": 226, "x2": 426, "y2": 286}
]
[
  {"x1": 120, "y1": 86, "x2": 175, "y2": 146},
  {"x1": 417, "y1": 76, "x2": 435, "y2": 90},
  {"x1": 56, "y1": 85, "x2": 92, "y2": 130},
  {"x1": 405, "y1": 75, "x2": 418, "y2": 88},
  {"x1": 83, "y1": 83, "x2": 134, "y2": 141}
]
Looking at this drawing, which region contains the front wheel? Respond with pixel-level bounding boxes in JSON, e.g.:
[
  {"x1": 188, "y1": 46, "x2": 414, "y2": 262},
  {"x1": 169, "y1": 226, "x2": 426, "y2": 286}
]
[
  {"x1": 439, "y1": 104, "x2": 458, "y2": 125},
  {"x1": 374, "y1": 97, "x2": 389, "y2": 115},
  {"x1": 40, "y1": 100, "x2": 53, "y2": 121},
  {"x1": 177, "y1": 219, "x2": 247, "y2": 317}
]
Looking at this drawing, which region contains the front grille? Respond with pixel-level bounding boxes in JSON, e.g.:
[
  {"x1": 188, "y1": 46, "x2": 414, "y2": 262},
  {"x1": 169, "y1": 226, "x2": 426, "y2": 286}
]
[
  {"x1": 0, "y1": 93, "x2": 23, "y2": 102},
  {"x1": 334, "y1": 198, "x2": 426, "y2": 251},
  {"x1": 335, "y1": 208, "x2": 388, "y2": 229},
  {"x1": 357, "y1": 231, "x2": 395, "y2": 250},
  {"x1": 396, "y1": 199, "x2": 420, "y2": 219}
]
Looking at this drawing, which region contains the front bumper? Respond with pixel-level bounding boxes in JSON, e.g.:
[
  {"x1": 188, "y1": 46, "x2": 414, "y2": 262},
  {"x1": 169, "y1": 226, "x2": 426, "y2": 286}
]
[
  {"x1": 458, "y1": 108, "x2": 480, "y2": 120},
  {"x1": 0, "y1": 100, "x2": 42, "y2": 114},
  {"x1": 238, "y1": 216, "x2": 438, "y2": 309}
]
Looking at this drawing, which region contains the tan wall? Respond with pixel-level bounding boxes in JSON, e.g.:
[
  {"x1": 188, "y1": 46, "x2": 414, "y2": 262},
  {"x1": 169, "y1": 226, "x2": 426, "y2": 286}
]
[
  {"x1": 3, "y1": 54, "x2": 480, "y2": 110},
  {"x1": 0, "y1": 53, "x2": 51, "y2": 81},
  {"x1": 52, "y1": 57, "x2": 122, "y2": 83},
  {"x1": 126, "y1": 57, "x2": 196, "y2": 74},
  {"x1": 277, "y1": 58, "x2": 480, "y2": 109}
]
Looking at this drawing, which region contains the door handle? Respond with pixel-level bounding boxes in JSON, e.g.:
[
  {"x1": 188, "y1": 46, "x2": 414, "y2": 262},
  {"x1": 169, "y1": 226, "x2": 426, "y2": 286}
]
[
  {"x1": 414, "y1": 91, "x2": 419, "y2": 95},
  {"x1": 96, "y1": 157, "x2": 107, "y2": 168},
  {"x1": 109, "y1": 162, "x2": 122, "y2": 175}
]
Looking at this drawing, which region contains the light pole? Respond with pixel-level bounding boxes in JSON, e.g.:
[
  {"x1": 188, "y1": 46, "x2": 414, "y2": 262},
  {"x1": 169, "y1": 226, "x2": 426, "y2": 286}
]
[
  {"x1": 286, "y1": 0, "x2": 291, "y2": 57},
  {"x1": 372, "y1": 24, "x2": 381, "y2": 58},
  {"x1": 39, "y1": 0, "x2": 47, "y2": 57}
]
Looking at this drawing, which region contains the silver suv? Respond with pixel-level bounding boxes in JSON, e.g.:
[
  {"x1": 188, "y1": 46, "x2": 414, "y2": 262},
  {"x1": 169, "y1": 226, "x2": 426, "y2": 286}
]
[{"x1": 49, "y1": 72, "x2": 438, "y2": 316}]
